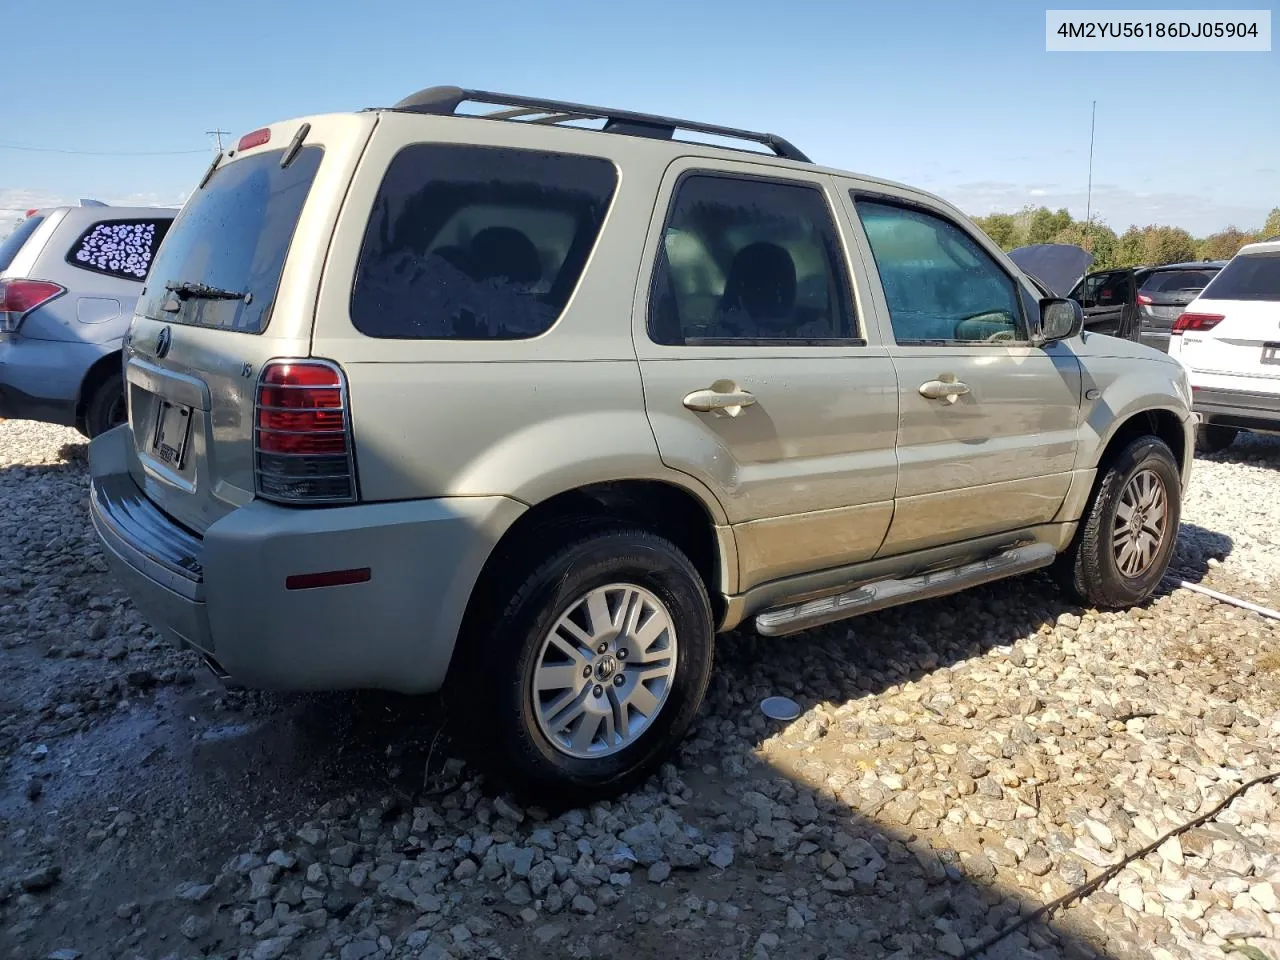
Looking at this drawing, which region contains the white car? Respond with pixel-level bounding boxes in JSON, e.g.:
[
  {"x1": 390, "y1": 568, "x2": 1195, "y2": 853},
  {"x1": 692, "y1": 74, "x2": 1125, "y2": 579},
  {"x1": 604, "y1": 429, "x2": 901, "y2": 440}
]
[{"x1": 1169, "y1": 238, "x2": 1280, "y2": 452}]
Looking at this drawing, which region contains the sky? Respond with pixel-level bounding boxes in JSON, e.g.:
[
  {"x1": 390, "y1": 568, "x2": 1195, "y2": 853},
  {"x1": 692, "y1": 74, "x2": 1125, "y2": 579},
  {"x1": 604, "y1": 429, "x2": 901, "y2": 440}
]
[{"x1": 2, "y1": 0, "x2": 1276, "y2": 237}]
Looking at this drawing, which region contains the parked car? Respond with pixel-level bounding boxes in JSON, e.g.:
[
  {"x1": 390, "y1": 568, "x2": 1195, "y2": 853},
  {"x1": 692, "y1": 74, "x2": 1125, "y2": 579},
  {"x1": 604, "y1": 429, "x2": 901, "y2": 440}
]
[
  {"x1": 89, "y1": 85, "x2": 1195, "y2": 801},
  {"x1": 1168, "y1": 239, "x2": 1280, "y2": 452},
  {"x1": 1135, "y1": 261, "x2": 1228, "y2": 353},
  {"x1": 1008, "y1": 245, "x2": 1151, "y2": 341},
  {"x1": 0, "y1": 201, "x2": 177, "y2": 437}
]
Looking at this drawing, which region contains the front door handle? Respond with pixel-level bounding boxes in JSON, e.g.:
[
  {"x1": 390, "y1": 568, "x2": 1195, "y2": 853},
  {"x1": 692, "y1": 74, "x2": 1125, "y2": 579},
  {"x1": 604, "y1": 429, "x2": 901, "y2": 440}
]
[
  {"x1": 919, "y1": 377, "x2": 970, "y2": 403},
  {"x1": 683, "y1": 380, "x2": 757, "y2": 418}
]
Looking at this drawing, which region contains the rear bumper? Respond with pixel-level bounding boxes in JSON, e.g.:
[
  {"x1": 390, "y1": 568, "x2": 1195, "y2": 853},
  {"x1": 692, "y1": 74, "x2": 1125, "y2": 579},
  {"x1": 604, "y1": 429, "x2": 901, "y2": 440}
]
[
  {"x1": 1192, "y1": 386, "x2": 1280, "y2": 433},
  {"x1": 88, "y1": 425, "x2": 525, "y2": 694}
]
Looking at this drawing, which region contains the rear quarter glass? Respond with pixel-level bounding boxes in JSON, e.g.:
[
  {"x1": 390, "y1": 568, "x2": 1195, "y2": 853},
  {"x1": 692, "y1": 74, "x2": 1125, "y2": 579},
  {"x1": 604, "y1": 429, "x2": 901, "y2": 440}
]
[
  {"x1": 137, "y1": 146, "x2": 324, "y2": 333},
  {"x1": 348, "y1": 143, "x2": 618, "y2": 340},
  {"x1": 0, "y1": 215, "x2": 46, "y2": 272},
  {"x1": 65, "y1": 218, "x2": 173, "y2": 282}
]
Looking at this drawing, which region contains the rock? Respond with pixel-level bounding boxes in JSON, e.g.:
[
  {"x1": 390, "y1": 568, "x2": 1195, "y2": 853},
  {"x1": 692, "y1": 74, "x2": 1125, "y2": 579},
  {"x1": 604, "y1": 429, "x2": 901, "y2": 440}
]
[
  {"x1": 253, "y1": 937, "x2": 296, "y2": 960},
  {"x1": 20, "y1": 866, "x2": 61, "y2": 892},
  {"x1": 505, "y1": 881, "x2": 533, "y2": 906},
  {"x1": 452, "y1": 858, "x2": 478, "y2": 881},
  {"x1": 46, "y1": 951, "x2": 82, "y2": 960},
  {"x1": 174, "y1": 881, "x2": 214, "y2": 903},
  {"x1": 180, "y1": 915, "x2": 211, "y2": 940},
  {"x1": 533, "y1": 925, "x2": 567, "y2": 945},
  {"x1": 937, "y1": 932, "x2": 966, "y2": 957},
  {"x1": 339, "y1": 941, "x2": 378, "y2": 960},
  {"x1": 1157, "y1": 837, "x2": 1184, "y2": 866},
  {"x1": 493, "y1": 796, "x2": 526, "y2": 823},
  {"x1": 571, "y1": 894, "x2": 597, "y2": 915},
  {"x1": 529, "y1": 859, "x2": 556, "y2": 896},
  {"x1": 709, "y1": 845, "x2": 734, "y2": 869},
  {"x1": 648, "y1": 862, "x2": 672, "y2": 884},
  {"x1": 1249, "y1": 881, "x2": 1279, "y2": 912}
]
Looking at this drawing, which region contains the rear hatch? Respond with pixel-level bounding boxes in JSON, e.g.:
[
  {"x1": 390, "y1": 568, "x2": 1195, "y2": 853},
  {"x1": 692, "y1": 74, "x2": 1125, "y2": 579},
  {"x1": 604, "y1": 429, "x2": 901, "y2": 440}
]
[
  {"x1": 1138, "y1": 266, "x2": 1221, "y2": 334},
  {"x1": 123, "y1": 114, "x2": 375, "y2": 534},
  {"x1": 1175, "y1": 250, "x2": 1280, "y2": 386}
]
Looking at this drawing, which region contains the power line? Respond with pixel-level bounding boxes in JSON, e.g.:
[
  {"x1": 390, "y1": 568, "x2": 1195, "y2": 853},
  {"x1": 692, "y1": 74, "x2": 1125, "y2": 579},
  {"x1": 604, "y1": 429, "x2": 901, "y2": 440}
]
[{"x1": 0, "y1": 142, "x2": 209, "y2": 157}]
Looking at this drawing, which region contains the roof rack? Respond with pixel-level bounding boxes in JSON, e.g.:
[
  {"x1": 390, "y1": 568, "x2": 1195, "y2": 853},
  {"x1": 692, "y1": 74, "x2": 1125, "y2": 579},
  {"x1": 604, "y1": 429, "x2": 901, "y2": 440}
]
[{"x1": 388, "y1": 85, "x2": 810, "y2": 163}]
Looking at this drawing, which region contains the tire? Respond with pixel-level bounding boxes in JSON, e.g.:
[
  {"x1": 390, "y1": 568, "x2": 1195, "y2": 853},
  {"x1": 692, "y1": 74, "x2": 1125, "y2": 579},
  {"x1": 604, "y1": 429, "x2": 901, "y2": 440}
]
[
  {"x1": 1195, "y1": 424, "x2": 1238, "y2": 454},
  {"x1": 1053, "y1": 435, "x2": 1182, "y2": 609},
  {"x1": 82, "y1": 371, "x2": 126, "y2": 439},
  {"x1": 456, "y1": 526, "x2": 714, "y2": 805}
]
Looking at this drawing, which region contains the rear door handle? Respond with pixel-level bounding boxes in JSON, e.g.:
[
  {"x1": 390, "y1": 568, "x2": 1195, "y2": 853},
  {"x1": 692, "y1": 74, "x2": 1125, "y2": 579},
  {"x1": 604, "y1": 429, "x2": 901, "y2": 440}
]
[
  {"x1": 919, "y1": 378, "x2": 970, "y2": 403},
  {"x1": 683, "y1": 382, "x2": 757, "y2": 418}
]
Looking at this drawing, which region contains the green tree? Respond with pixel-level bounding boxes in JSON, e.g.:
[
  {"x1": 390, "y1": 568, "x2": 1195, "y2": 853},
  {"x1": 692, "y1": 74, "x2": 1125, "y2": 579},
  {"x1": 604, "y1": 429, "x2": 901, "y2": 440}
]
[
  {"x1": 1026, "y1": 207, "x2": 1075, "y2": 245},
  {"x1": 1052, "y1": 221, "x2": 1119, "y2": 269},
  {"x1": 1199, "y1": 227, "x2": 1255, "y2": 261},
  {"x1": 1262, "y1": 207, "x2": 1280, "y2": 239},
  {"x1": 973, "y1": 213, "x2": 1019, "y2": 250}
]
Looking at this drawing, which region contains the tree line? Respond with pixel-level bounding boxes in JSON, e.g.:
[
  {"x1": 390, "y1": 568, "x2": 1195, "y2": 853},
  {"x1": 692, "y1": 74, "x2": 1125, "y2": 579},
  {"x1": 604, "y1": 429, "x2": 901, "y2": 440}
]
[{"x1": 971, "y1": 205, "x2": 1280, "y2": 271}]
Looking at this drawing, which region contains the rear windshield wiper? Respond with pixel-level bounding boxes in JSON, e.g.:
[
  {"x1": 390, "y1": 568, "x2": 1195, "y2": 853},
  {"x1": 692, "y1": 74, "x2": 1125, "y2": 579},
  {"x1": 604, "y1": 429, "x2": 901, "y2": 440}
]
[{"x1": 164, "y1": 280, "x2": 250, "y2": 302}]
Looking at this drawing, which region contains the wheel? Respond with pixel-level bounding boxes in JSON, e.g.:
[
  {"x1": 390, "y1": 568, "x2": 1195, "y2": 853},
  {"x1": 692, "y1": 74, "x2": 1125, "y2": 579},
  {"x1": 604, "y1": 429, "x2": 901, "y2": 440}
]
[
  {"x1": 1053, "y1": 436, "x2": 1181, "y2": 609},
  {"x1": 1195, "y1": 424, "x2": 1238, "y2": 454},
  {"x1": 456, "y1": 526, "x2": 714, "y2": 804},
  {"x1": 82, "y1": 371, "x2": 126, "y2": 438}
]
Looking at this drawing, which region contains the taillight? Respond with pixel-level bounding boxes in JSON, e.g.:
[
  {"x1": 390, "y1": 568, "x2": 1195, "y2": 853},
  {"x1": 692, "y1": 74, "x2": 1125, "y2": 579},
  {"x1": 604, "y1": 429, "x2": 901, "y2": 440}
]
[
  {"x1": 0, "y1": 279, "x2": 66, "y2": 335},
  {"x1": 237, "y1": 128, "x2": 271, "y2": 151},
  {"x1": 1137, "y1": 293, "x2": 1153, "y2": 305},
  {"x1": 254, "y1": 360, "x2": 357, "y2": 504},
  {"x1": 1172, "y1": 312, "x2": 1224, "y2": 335}
]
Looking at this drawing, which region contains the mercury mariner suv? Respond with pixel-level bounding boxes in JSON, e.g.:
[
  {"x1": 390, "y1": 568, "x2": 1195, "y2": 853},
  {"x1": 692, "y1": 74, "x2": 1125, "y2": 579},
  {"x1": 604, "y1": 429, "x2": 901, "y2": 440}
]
[{"x1": 89, "y1": 85, "x2": 1196, "y2": 801}]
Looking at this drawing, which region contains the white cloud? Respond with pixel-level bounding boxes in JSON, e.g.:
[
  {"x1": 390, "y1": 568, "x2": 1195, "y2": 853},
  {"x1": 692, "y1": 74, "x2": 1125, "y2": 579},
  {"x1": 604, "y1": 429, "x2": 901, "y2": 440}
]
[{"x1": 0, "y1": 188, "x2": 185, "y2": 240}]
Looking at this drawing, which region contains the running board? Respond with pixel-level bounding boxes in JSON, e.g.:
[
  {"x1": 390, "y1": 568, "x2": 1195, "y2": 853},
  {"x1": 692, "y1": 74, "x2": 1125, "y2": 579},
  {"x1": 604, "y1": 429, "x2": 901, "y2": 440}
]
[{"x1": 754, "y1": 542, "x2": 1057, "y2": 637}]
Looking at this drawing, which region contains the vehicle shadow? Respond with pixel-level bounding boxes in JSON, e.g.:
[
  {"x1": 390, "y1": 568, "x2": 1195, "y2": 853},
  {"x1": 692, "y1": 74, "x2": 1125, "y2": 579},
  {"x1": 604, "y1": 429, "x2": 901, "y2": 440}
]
[{"x1": 1198, "y1": 431, "x2": 1280, "y2": 470}]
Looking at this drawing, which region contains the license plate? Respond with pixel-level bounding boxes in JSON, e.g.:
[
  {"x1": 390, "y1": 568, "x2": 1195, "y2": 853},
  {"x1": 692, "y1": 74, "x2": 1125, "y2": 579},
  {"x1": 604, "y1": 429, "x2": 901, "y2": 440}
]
[
  {"x1": 150, "y1": 400, "x2": 192, "y2": 468},
  {"x1": 1263, "y1": 343, "x2": 1280, "y2": 365}
]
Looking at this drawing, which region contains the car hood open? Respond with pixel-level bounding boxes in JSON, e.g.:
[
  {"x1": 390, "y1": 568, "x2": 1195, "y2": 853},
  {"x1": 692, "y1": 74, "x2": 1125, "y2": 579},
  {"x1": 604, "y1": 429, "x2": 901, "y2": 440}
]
[{"x1": 1007, "y1": 244, "x2": 1095, "y2": 297}]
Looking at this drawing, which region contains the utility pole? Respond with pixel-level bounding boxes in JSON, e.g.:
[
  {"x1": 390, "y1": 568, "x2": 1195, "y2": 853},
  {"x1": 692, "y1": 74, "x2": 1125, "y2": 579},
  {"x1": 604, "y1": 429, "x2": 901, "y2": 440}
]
[
  {"x1": 206, "y1": 128, "x2": 230, "y2": 152},
  {"x1": 1084, "y1": 101, "x2": 1096, "y2": 252}
]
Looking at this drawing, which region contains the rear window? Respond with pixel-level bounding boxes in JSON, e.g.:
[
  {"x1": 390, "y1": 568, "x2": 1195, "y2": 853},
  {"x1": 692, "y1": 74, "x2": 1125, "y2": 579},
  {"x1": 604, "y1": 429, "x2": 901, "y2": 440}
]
[
  {"x1": 0, "y1": 215, "x2": 46, "y2": 272},
  {"x1": 138, "y1": 146, "x2": 324, "y2": 332},
  {"x1": 350, "y1": 144, "x2": 618, "y2": 340},
  {"x1": 1139, "y1": 268, "x2": 1219, "y2": 294},
  {"x1": 66, "y1": 218, "x2": 172, "y2": 282},
  {"x1": 1200, "y1": 252, "x2": 1280, "y2": 302}
]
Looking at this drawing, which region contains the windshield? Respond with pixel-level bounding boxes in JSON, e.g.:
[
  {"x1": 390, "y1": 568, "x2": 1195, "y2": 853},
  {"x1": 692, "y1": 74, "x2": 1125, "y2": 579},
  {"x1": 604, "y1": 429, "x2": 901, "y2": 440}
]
[
  {"x1": 1200, "y1": 252, "x2": 1280, "y2": 302},
  {"x1": 137, "y1": 146, "x2": 323, "y2": 332},
  {"x1": 0, "y1": 215, "x2": 46, "y2": 273}
]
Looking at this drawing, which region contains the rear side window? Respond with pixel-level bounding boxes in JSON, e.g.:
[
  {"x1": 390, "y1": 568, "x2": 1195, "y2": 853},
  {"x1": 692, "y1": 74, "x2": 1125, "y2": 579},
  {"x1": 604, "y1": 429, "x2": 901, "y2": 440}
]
[
  {"x1": 350, "y1": 145, "x2": 617, "y2": 340},
  {"x1": 66, "y1": 218, "x2": 172, "y2": 282},
  {"x1": 648, "y1": 174, "x2": 855, "y2": 345},
  {"x1": 138, "y1": 146, "x2": 324, "y2": 333},
  {"x1": 1201, "y1": 253, "x2": 1280, "y2": 302},
  {"x1": 0, "y1": 215, "x2": 46, "y2": 272},
  {"x1": 1139, "y1": 269, "x2": 1218, "y2": 294}
]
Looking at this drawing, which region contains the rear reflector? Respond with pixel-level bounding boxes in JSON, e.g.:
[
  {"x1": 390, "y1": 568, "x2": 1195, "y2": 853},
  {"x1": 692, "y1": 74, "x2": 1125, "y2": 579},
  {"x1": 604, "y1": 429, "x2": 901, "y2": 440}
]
[
  {"x1": 237, "y1": 128, "x2": 271, "y2": 151},
  {"x1": 1172, "y1": 312, "x2": 1224, "y2": 334},
  {"x1": 0, "y1": 279, "x2": 66, "y2": 334},
  {"x1": 254, "y1": 360, "x2": 357, "y2": 504},
  {"x1": 286, "y1": 567, "x2": 371, "y2": 590}
]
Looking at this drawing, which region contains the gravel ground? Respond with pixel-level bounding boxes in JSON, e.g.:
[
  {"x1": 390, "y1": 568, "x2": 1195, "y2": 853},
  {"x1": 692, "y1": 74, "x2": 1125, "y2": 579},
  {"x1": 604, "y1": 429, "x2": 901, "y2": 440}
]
[{"x1": 3, "y1": 419, "x2": 1280, "y2": 960}]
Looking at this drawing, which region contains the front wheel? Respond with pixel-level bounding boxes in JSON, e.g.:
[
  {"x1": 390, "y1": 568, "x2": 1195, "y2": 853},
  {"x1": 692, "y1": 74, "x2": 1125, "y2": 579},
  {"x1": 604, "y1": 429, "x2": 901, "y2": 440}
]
[
  {"x1": 457, "y1": 527, "x2": 714, "y2": 805},
  {"x1": 1053, "y1": 436, "x2": 1182, "y2": 609}
]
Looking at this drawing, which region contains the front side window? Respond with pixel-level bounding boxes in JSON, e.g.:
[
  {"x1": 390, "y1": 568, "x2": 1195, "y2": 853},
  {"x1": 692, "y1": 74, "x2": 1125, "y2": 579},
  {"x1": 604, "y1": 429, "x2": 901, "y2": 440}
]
[
  {"x1": 67, "y1": 218, "x2": 172, "y2": 282},
  {"x1": 350, "y1": 145, "x2": 618, "y2": 340},
  {"x1": 855, "y1": 198, "x2": 1025, "y2": 344},
  {"x1": 648, "y1": 174, "x2": 855, "y2": 345}
]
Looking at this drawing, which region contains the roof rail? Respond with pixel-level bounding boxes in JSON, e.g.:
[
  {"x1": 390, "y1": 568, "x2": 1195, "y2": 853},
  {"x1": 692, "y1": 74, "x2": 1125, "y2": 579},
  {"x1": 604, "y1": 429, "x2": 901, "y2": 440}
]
[{"x1": 387, "y1": 85, "x2": 810, "y2": 163}]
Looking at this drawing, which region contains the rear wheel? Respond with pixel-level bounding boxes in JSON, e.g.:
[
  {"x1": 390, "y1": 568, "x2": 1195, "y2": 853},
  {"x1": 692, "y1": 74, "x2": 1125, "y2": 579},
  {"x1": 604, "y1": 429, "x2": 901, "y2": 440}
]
[
  {"x1": 1195, "y1": 424, "x2": 1238, "y2": 454},
  {"x1": 82, "y1": 372, "x2": 126, "y2": 439},
  {"x1": 1054, "y1": 436, "x2": 1181, "y2": 609},
  {"x1": 456, "y1": 526, "x2": 713, "y2": 804}
]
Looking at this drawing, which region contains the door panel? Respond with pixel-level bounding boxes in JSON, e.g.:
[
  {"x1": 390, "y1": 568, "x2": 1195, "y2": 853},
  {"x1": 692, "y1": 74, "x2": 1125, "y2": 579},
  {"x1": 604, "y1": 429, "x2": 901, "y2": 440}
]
[
  {"x1": 632, "y1": 160, "x2": 900, "y2": 593},
  {"x1": 883, "y1": 346, "x2": 1081, "y2": 553},
  {"x1": 842, "y1": 187, "x2": 1082, "y2": 554}
]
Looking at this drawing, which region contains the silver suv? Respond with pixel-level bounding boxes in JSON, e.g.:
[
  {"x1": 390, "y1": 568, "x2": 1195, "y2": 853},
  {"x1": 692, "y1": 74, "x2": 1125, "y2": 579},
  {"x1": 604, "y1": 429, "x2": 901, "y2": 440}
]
[
  {"x1": 89, "y1": 86, "x2": 1196, "y2": 802},
  {"x1": 1, "y1": 202, "x2": 177, "y2": 436}
]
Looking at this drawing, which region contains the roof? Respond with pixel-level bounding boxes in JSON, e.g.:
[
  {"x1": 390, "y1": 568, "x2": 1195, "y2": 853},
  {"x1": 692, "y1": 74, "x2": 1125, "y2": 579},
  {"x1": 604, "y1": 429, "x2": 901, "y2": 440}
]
[
  {"x1": 1146, "y1": 260, "x2": 1229, "y2": 270},
  {"x1": 1238, "y1": 240, "x2": 1280, "y2": 255}
]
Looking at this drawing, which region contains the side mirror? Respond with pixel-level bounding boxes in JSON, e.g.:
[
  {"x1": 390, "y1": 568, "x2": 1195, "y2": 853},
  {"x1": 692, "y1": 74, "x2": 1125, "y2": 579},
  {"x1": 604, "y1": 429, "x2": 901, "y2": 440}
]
[{"x1": 1036, "y1": 297, "x2": 1084, "y2": 343}]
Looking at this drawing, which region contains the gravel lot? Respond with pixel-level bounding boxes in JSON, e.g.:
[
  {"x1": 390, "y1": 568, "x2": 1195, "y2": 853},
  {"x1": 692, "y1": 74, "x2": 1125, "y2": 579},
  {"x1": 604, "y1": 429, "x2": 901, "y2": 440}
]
[{"x1": 3, "y1": 419, "x2": 1280, "y2": 960}]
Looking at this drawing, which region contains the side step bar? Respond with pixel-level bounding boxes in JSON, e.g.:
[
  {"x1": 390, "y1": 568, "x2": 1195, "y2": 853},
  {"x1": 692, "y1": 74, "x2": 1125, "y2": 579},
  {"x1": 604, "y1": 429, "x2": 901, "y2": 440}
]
[{"x1": 754, "y1": 542, "x2": 1057, "y2": 637}]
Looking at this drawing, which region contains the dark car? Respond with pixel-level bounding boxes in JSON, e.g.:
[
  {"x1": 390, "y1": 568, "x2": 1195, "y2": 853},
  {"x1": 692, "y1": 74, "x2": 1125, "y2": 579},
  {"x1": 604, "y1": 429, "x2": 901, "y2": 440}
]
[
  {"x1": 1008, "y1": 244, "x2": 1146, "y2": 339},
  {"x1": 1133, "y1": 260, "x2": 1228, "y2": 352}
]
